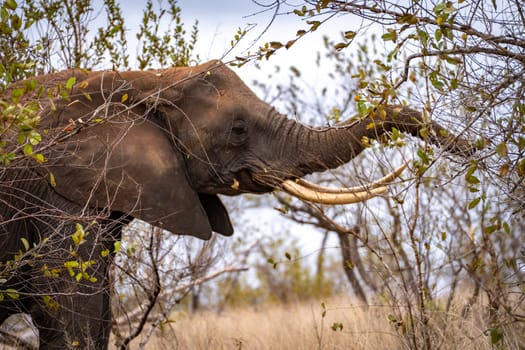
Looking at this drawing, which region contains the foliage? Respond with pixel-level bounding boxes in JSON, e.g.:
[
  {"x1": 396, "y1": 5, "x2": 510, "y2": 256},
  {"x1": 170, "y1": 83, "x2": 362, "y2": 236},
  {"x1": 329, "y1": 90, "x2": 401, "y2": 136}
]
[
  {"x1": 0, "y1": 0, "x2": 198, "y2": 78},
  {"x1": 215, "y1": 235, "x2": 345, "y2": 308},
  {"x1": 0, "y1": 0, "x2": 199, "y2": 164},
  {"x1": 0, "y1": 0, "x2": 202, "y2": 347},
  {"x1": 136, "y1": 0, "x2": 199, "y2": 69},
  {"x1": 241, "y1": 1, "x2": 525, "y2": 348}
]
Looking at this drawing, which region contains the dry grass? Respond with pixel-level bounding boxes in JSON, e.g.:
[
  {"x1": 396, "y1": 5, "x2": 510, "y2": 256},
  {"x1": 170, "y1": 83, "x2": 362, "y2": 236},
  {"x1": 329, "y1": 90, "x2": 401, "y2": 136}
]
[{"x1": 113, "y1": 296, "x2": 524, "y2": 350}]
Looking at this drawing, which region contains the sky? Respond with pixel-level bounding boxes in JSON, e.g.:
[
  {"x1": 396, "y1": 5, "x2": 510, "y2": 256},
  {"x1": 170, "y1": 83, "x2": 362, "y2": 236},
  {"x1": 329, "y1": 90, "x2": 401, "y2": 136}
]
[{"x1": 123, "y1": 0, "x2": 356, "y2": 88}]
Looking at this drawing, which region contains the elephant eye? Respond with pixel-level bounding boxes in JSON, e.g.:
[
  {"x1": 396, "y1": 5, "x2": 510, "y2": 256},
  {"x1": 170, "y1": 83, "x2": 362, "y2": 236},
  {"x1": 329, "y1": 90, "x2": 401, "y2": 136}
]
[{"x1": 229, "y1": 119, "x2": 247, "y2": 146}]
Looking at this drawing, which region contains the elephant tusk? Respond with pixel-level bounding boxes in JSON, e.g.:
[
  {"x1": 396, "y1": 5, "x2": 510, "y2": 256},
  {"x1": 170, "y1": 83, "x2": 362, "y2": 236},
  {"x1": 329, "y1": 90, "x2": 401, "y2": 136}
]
[
  {"x1": 281, "y1": 180, "x2": 388, "y2": 204},
  {"x1": 292, "y1": 161, "x2": 409, "y2": 194}
]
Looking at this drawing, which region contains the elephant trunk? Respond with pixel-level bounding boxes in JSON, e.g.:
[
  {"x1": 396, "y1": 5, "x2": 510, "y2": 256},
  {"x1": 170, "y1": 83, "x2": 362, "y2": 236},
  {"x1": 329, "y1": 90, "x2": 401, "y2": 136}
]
[{"x1": 265, "y1": 106, "x2": 473, "y2": 204}]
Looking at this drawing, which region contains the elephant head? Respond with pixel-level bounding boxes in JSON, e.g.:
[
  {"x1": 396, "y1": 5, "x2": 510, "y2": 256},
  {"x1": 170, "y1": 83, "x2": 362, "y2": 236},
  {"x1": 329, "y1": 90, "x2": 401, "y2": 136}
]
[{"x1": 17, "y1": 60, "x2": 471, "y2": 240}]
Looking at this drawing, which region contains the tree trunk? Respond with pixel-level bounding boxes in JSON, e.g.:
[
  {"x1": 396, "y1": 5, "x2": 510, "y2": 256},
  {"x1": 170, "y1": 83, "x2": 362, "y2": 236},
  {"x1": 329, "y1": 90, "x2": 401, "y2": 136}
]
[{"x1": 337, "y1": 231, "x2": 368, "y2": 304}]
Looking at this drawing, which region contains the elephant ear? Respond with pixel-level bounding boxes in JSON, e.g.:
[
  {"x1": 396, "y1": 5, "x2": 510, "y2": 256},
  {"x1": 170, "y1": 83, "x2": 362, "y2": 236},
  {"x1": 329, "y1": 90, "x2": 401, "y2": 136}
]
[{"x1": 45, "y1": 70, "x2": 233, "y2": 239}]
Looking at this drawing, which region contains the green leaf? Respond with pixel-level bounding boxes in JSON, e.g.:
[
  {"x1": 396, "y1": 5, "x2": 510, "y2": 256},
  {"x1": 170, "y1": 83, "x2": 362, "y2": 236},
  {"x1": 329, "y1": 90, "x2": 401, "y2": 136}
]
[
  {"x1": 465, "y1": 162, "x2": 477, "y2": 179},
  {"x1": 32, "y1": 153, "x2": 46, "y2": 164},
  {"x1": 331, "y1": 322, "x2": 344, "y2": 332},
  {"x1": 418, "y1": 29, "x2": 429, "y2": 46},
  {"x1": 387, "y1": 47, "x2": 399, "y2": 62},
  {"x1": 419, "y1": 127, "x2": 429, "y2": 139},
  {"x1": 65, "y1": 76, "x2": 76, "y2": 90},
  {"x1": 444, "y1": 55, "x2": 462, "y2": 65},
  {"x1": 502, "y1": 221, "x2": 510, "y2": 234},
  {"x1": 435, "y1": 28, "x2": 443, "y2": 41},
  {"x1": 397, "y1": 13, "x2": 418, "y2": 24},
  {"x1": 11, "y1": 13, "x2": 21, "y2": 30},
  {"x1": 443, "y1": 4, "x2": 456, "y2": 14},
  {"x1": 468, "y1": 197, "x2": 481, "y2": 209},
  {"x1": 29, "y1": 131, "x2": 41, "y2": 145},
  {"x1": 5, "y1": 289, "x2": 19, "y2": 300},
  {"x1": 517, "y1": 136, "x2": 525, "y2": 151},
  {"x1": 11, "y1": 88, "x2": 25, "y2": 101},
  {"x1": 466, "y1": 175, "x2": 480, "y2": 185},
  {"x1": 23, "y1": 144, "x2": 33, "y2": 156},
  {"x1": 488, "y1": 327, "x2": 503, "y2": 344},
  {"x1": 5, "y1": 0, "x2": 17, "y2": 11},
  {"x1": 484, "y1": 224, "x2": 499, "y2": 235},
  {"x1": 381, "y1": 30, "x2": 397, "y2": 42},
  {"x1": 431, "y1": 78, "x2": 444, "y2": 90},
  {"x1": 357, "y1": 101, "x2": 367, "y2": 116},
  {"x1": 417, "y1": 148, "x2": 430, "y2": 164}
]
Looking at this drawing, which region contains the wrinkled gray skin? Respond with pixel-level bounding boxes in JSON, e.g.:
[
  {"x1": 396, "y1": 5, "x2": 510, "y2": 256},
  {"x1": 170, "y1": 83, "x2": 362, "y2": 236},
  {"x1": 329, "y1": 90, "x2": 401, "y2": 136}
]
[{"x1": 0, "y1": 60, "x2": 472, "y2": 349}]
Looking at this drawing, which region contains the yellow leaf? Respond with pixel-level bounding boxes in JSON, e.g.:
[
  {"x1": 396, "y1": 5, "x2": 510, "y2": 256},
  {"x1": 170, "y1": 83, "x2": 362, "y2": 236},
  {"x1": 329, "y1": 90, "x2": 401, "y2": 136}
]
[
  {"x1": 517, "y1": 159, "x2": 525, "y2": 177},
  {"x1": 121, "y1": 93, "x2": 128, "y2": 103},
  {"x1": 269, "y1": 41, "x2": 283, "y2": 49},
  {"x1": 499, "y1": 163, "x2": 509, "y2": 177},
  {"x1": 49, "y1": 172, "x2": 56, "y2": 187},
  {"x1": 113, "y1": 241, "x2": 121, "y2": 253},
  {"x1": 21, "y1": 237, "x2": 29, "y2": 251},
  {"x1": 366, "y1": 122, "x2": 376, "y2": 130},
  {"x1": 496, "y1": 142, "x2": 507, "y2": 157},
  {"x1": 64, "y1": 261, "x2": 79, "y2": 268}
]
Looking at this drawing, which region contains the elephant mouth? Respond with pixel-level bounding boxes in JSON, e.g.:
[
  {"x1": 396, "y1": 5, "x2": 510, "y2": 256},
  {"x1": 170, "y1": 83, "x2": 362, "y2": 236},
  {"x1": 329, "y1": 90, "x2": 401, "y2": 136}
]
[{"x1": 250, "y1": 161, "x2": 409, "y2": 205}]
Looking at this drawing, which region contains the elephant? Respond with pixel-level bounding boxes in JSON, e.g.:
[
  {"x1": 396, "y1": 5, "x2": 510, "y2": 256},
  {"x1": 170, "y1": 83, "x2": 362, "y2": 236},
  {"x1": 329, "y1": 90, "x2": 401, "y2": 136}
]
[{"x1": 0, "y1": 60, "x2": 472, "y2": 349}]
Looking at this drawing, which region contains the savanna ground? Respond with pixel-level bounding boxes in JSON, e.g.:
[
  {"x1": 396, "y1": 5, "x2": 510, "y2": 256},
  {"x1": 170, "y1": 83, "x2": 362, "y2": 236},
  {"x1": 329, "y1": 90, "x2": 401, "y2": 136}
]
[{"x1": 113, "y1": 295, "x2": 525, "y2": 350}]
